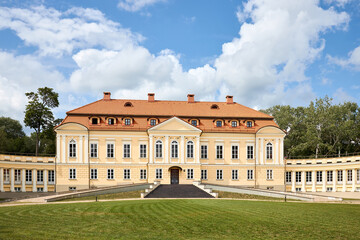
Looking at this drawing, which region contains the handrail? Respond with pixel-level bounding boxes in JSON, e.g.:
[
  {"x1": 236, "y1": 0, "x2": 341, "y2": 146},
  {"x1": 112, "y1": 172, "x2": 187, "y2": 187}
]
[{"x1": 286, "y1": 152, "x2": 360, "y2": 160}]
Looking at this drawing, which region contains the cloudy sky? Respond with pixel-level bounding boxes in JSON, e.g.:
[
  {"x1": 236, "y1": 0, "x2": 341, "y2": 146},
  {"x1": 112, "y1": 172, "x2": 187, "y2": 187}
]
[{"x1": 0, "y1": 0, "x2": 360, "y2": 131}]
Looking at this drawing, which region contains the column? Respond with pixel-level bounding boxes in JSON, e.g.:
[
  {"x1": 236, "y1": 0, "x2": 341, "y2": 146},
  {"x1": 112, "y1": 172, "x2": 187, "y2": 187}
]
[
  {"x1": 44, "y1": 170, "x2": 48, "y2": 193},
  {"x1": 322, "y1": 170, "x2": 326, "y2": 192},
  {"x1": 149, "y1": 136, "x2": 153, "y2": 164},
  {"x1": 0, "y1": 168, "x2": 4, "y2": 192},
  {"x1": 165, "y1": 136, "x2": 169, "y2": 163},
  {"x1": 342, "y1": 169, "x2": 346, "y2": 192},
  {"x1": 32, "y1": 169, "x2": 37, "y2": 192},
  {"x1": 280, "y1": 139, "x2": 284, "y2": 165},
  {"x1": 312, "y1": 170, "x2": 316, "y2": 192},
  {"x1": 333, "y1": 170, "x2": 337, "y2": 192},
  {"x1": 180, "y1": 136, "x2": 185, "y2": 164},
  {"x1": 291, "y1": 171, "x2": 295, "y2": 192},
  {"x1": 21, "y1": 169, "x2": 26, "y2": 192},
  {"x1": 255, "y1": 137, "x2": 259, "y2": 164},
  {"x1": 79, "y1": 136, "x2": 83, "y2": 163},
  {"x1": 10, "y1": 168, "x2": 14, "y2": 192},
  {"x1": 301, "y1": 171, "x2": 306, "y2": 192},
  {"x1": 84, "y1": 135, "x2": 89, "y2": 163},
  {"x1": 260, "y1": 138, "x2": 264, "y2": 165},
  {"x1": 195, "y1": 136, "x2": 200, "y2": 164},
  {"x1": 62, "y1": 135, "x2": 66, "y2": 163},
  {"x1": 56, "y1": 135, "x2": 60, "y2": 163},
  {"x1": 352, "y1": 169, "x2": 356, "y2": 192},
  {"x1": 275, "y1": 138, "x2": 279, "y2": 165}
]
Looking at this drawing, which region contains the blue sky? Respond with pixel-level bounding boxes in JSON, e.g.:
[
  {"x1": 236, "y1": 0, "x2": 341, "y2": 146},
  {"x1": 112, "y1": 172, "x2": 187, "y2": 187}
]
[{"x1": 0, "y1": 0, "x2": 360, "y2": 130}]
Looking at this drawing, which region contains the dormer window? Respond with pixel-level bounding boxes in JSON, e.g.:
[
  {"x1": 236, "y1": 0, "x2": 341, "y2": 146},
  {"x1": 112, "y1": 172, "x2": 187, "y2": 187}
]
[
  {"x1": 91, "y1": 117, "x2": 99, "y2": 125},
  {"x1": 231, "y1": 121, "x2": 238, "y2": 127},
  {"x1": 216, "y1": 120, "x2": 222, "y2": 127},
  {"x1": 211, "y1": 104, "x2": 219, "y2": 109},
  {"x1": 124, "y1": 118, "x2": 131, "y2": 126},
  {"x1": 150, "y1": 119, "x2": 157, "y2": 126},
  {"x1": 246, "y1": 121, "x2": 253, "y2": 128},
  {"x1": 108, "y1": 118, "x2": 115, "y2": 125},
  {"x1": 124, "y1": 102, "x2": 133, "y2": 107},
  {"x1": 191, "y1": 120, "x2": 198, "y2": 126}
]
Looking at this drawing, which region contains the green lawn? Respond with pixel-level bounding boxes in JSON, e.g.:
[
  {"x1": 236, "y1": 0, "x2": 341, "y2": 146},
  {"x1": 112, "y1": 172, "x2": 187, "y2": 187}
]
[
  {"x1": 57, "y1": 190, "x2": 144, "y2": 201},
  {"x1": 0, "y1": 199, "x2": 359, "y2": 239}
]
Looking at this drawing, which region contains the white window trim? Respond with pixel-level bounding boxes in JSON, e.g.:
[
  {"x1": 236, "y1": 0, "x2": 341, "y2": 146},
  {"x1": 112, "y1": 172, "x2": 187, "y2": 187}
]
[
  {"x1": 139, "y1": 144, "x2": 147, "y2": 158},
  {"x1": 231, "y1": 144, "x2": 239, "y2": 159},
  {"x1": 215, "y1": 144, "x2": 224, "y2": 159},
  {"x1": 200, "y1": 144, "x2": 208, "y2": 159},
  {"x1": 232, "y1": 169, "x2": 239, "y2": 180},
  {"x1": 106, "y1": 142, "x2": 115, "y2": 158},
  {"x1": 68, "y1": 139, "x2": 77, "y2": 158},
  {"x1": 171, "y1": 140, "x2": 179, "y2": 159},
  {"x1": 155, "y1": 140, "x2": 163, "y2": 158},
  {"x1": 186, "y1": 141, "x2": 194, "y2": 159},
  {"x1": 246, "y1": 144, "x2": 254, "y2": 160},
  {"x1": 107, "y1": 168, "x2": 114, "y2": 180},
  {"x1": 90, "y1": 141, "x2": 98, "y2": 158},
  {"x1": 69, "y1": 168, "x2": 76, "y2": 180},
  {"x1": 123, "y1": 143, "x2": 131, "y2": 158}
]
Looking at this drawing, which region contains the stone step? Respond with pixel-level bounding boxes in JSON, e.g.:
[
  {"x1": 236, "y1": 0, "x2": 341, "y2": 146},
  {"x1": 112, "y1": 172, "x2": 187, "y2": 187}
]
[{"x1": 145, "y1": 184, "x2": 214, "y2": 198}]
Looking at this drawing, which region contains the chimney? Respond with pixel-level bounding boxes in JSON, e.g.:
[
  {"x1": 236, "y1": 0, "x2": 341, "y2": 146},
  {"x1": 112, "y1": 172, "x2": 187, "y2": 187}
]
[
  {"x1": 103, "y1": 92, "x2": 111, "y2": 101},
  {"x1": 187, "y1": 94, "x2": 195, "y2": 103},
  {"x1": 148, "y1": 93, "x2": 155, "y2": 102},
  {"x1": 226, "y1": 95, "x2": 233, "y2": 104}
]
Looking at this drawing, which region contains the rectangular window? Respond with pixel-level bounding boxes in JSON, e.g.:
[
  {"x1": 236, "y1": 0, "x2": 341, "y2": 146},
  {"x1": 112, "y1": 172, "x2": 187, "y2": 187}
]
[
  {"x1": 201, "y1": 145, "x2": 208, "y2": 159},
  {"x1": 247, "y1": 145, "x2": 254, "y2": 159},
  {"x1": 69, "y1": 187, "x2": 76, "y2": 191},
  {"x1": 155, "y1": 168, "x2": 162, "y2": 179},
  {"x1": 90, "y1": 143, "x2": 98, "y2": 158},
  {"x1": 14, "y1": 169, "x2": 21, "y2": 183},
  {"x1": 124, "y1": 169, "x2": 131, "y2": 179},
  {"x1": 125, "y1": 119, "x2": 131, "y2": 125},
  {"x1": 187, "y1": 169, "x2": 194, "y2": 179},
  {"x1": 90, "y1": 169, "x2": 98, "y2": 179},
  {"x1": 14, "y1": 187, "x2": 21, "y2": 192},
  {"x1": 108, "y1": 118, "x2": 114, "y2": 125},
  {"x1": 26, "y1": 170, "x2": 32, "y2": 183},
  {"x1": 216, "y1": 145, "x2": 223, "y2": 159},
  {"x1": 232, "y1": 145, "x2": 239, "y2": 159},
  {"x1": 267, "y1": 169, "x2": 273, "y2": 180},
  {"x1": 48, "y1": 170, "x2": 55, "y2": 183},
  {"x1": 357, "y1": 169, "x2": 360, "y2": 182},
  {"x1": 150, "y1": 119, "x2": 156, "y2": 126},
  {"x1": 69, "y1": 141, "x2": 76, "y2": 157},
  {"x1": 232, "y1": 169, "x2": 238, "y2": 180},
  {"x1": 140, "y1": 169, "x2": 147, "y2": 180},
  {"x1": 231, "y1": 121, "x2": 237, "y2": 127},
  {"x1": 285, "y1": 171, "x2": 291, "y2": 183},
  {"x1": 316, "y1": 171, "x2": 322, "y2": 183},
  {"x1": 247, "y1": 169, "x2": 254, "y2": 180},
  {"x1": 3, "y1": 169, "x2": 10, "y2": 183},
  {"x1": 306, "y1": 171, "x2": 312, "y2": 183},
  {"x1": 37, "y1": 187, "x2": 44, "y2": 192},
  {"x1": 107, "y1": 143, "x2": 114, "y2": 158},
  {"x1": 107, "y1": 169, "x2": 114, "y2": 180},
  {"x1": 69, "y1": 168, "x2": 76, "y2": 179},
  {"x1": 191, "y1": 120, "x2": 197, "y2": 126},
  {"x1": 37, "y1": 170, "x2": 44, "y2": 183},
  {"x1": 326, "y1": 187, "x2": 333, "y2": 192},
  {"x1": 140, "y1": 144, "x2": 147, "y2": 158},
  {"x1": 327, "y1": 171, "x2": 333, "y2": 183},
  {"x1": 201, "y1": 169, "x2": 207, "y2": 180},
  {"x1": 246, "y1": 121, "x2": 252, "y2": 128},
  {"x1": 295, "y1": 171, "x2": 301, "y2": 183},
  {"x1": 216, "y1": 169, "x2": 223, "y2": 180},
  {"x1": 295, "y1": 188, "x2": 302, "y2": 192},
  {"x1": 187, "y1": 142, "x2": 194, "y2": 158},
  {"x1": 171, "y1": 142, "x2": 178, "y2": 158},
  {"x1": 338, "y1": 170, "x2": 343, "y2": 182},
  {"x1": 123, "y1": 144, "x2": 131, "y2": 158},
  {"x1": 155, "y1": 141, "x2": 162, "y2": 158},
  {"x1": 347, "y1": 170, "x2": 352, "y2": 182},
  {"x1": 216, "y1": 121, "x2": 222, "y2": 127}
]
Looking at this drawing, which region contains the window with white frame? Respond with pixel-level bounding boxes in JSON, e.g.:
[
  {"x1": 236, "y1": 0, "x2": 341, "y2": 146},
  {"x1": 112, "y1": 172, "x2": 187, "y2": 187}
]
[
  {"x1": 123, "y1": 144, "x2": 131, "y2": 158},
  {"x1": 327, "y1": 171, "x2": 333, "y2": 183},
  {"x1": 3, "y1": 169, "x2": 9, "y2": 183},
  {"x1": 191, "y1": 120, "x2": 197, "y2": 126},
  {"x1": 14, "y1": 187, "x2": 21, "y2": 192},
  {"x1": 124, "y1": 169, "x2": 131, "y2": 179},
  {"x1": 124, "y1": 118, "x2": 131, "y2": 125},
  {"x1": 187, "y1": 169, "x2": 194, "y2": 179},
  {"x1": 14, "y1": 169, "x2": 21, "y2": 183},
  {"x1": 155, "y1": 168, "x2": 162, "y2": 179},
  {"x1": 140, "y1": 144, "x2": 147, "y2": 158},
  {"x1": 187, "y1": 141, "x2": 194, "y2": 158},
  {"x1": 306, "y1": 171, "x2": 312, "y2": 183},
  {"x1": 232, "y1": 170, "x2": 238, "y2": 180},
  {"x1": 216, "y1": 145, "x2": 223, "y2": 159},
  {"x1": 48, "y1": 170, "x2": 55, "y2": 183},
  {"x1": 107, "y1": 143, "x2": 114, "y2": 158},
  {"x1": 247, "y1": 169, "x2": 254, "y2": 180},
  {"x1": 316, "y1": 171, "x2": 322, "y2": 183},
  {"x1": 108, "y1": 118, "x2": 115, "y2": 125},
  {"x1": 247, "y1": 145, "x2": 254, "y2": 159},
  {"x1": 140, "y1": 169, "x2": 147, "y2": 180},
  {"x1": 266, "y1": 142, "x2": 273, "y2": 159},
  {"x1": 285, "y1": 171, "x2": 291, "y2": 183},
  {"x1": 216, "y1": 169, "x2": 223, "y2": 180},
  {"x1": 267, "y1": 169, "x2": 273, "y2": 180},
  {"x1": 90, "y1": 143, "x2": 98, "y2": 158},
  {"x1": 69, "y1": 187, "x2": 76, "y2": 191},
  {"x1": 171, "y1": 141, "x2": 178, "y2": 158},
  {"x1": 201, "y1": 169, "x2": 207, "y2": 180},
  {"x1": 357, "y1": 169, "x2": 360, "y2": 182},
  {"x1": 155, "y1": 140, "x2": 162, "y2": 158},
  {"x1": 347, "y1": 170, "x2": 352, "y2": 182},
  {"x1": 90, "y1": 169, "x2": 97, "y2": 179},
  {"x1": 295, "y1": 171, "x2": 301, "y2": 183},
  {"x1": 201, "y1": 145, "x2": 208, "y2": 159},
  {"x1": 216, "y1": 121, "x2": 222, "y2": 127},
  {"x1": 69, "y1": 140, "x2": 76, "y2": 157},
  {"x1": 69, "y1": 168, "x2": 76, "y2": 179},
  {"x1": 107, "y1": 169, "x2": 114, "y2": 180},
  {"x1": 150, "y1": 119, "x2": 157, "y2": 126},
  {"x1": 26, "y1": 170, "x2": 32, "y2": 183},
  {"x1": 232, "y1": 145, "x2": 239, "y2": 159},
  {"x1": 326, "y1": 187, "x2": 333, "y2": 192},
  {"x1": 246, "y1": 121, "x2": 252, "y2": 128},
  {"x1": 37, "y1": 187, "x2": 44, "y2": 192},
  {"x1": 231, "y1": 121, "x2": 237, "y2": 127},
  {"x1": 37, "y1": 170, "x2": 44, "y2": 183},
  {"x1": 295, "y1": 187, "x2": 302, "y2": 192},
  {"x1": 338, "y1": 170, "x2": 343, "y2": 182}
]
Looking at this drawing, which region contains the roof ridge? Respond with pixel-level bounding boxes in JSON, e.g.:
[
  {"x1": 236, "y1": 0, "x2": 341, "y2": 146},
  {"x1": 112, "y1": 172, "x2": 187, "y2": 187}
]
[{"x1": 67, "y1": 99, "x2": 104, "y2": 114}]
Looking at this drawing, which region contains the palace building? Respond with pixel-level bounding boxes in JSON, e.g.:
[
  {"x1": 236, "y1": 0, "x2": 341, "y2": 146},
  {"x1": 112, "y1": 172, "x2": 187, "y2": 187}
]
[{"x1": 0, "y1": 92, "x2": 359, "y2": 193}]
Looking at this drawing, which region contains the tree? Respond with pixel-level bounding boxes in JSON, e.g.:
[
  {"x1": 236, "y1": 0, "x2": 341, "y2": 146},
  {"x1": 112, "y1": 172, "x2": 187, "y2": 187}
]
[{"x1": 24, "y1": 87, "x2": 59, "y2": 156}]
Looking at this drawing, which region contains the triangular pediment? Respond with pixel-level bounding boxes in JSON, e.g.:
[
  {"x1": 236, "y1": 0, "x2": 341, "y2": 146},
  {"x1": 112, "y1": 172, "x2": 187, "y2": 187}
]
[{"x1": 148, "y1": 117, "x2": 202, "y2": 133}]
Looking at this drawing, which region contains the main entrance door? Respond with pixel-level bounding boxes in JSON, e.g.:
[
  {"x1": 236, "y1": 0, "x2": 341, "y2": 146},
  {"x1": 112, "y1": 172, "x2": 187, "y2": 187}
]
[{"x1": 171, "y1": 169, "x2": 179, "y2": 184}]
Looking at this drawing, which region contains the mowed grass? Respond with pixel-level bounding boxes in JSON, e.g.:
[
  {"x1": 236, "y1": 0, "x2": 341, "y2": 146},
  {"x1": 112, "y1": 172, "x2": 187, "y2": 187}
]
[
  {"x1": 57, "y1": 190, "x2": 144, "y2": 201},
  {"x1": 0, "y1": 200, "x2": 359, "y2": 240}
]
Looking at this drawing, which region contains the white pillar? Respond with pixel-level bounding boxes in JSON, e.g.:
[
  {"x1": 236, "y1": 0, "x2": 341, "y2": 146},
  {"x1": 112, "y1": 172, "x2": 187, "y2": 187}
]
[
  {"x1": 255, "y1": 137, "x2": 259, "y2": 164},
  {"x1": 149, "y1": 136, "x2": 153, "y2": 164},
  {"x1": 21, "y1": 169, "x2": 26, "y2": 192},
  {"x1": 352, "y1": 169, "x2": 356, "y2": 192},
  {"x1": 275, "y1": 138, "x2": 279, "y2": 165},
  {"x1": 260, "y1": 138, "x2": 264, "y2": 165},
  {"x1": 0, "y1": 168, "x2": 3, "y2": 192},
  {"x1": 301, "y1": 171, "x2": 306, "y2": 192},
  {"x1": 62, "y1": 135, "x2": 66, "y2": 163},
  {"x1": 79, "y1": 136, "x2": 83, "y2": 163},
  {"x1": 32, "y1": 169, "x2": 37, "y2": 192},
  {"x1": 312, "y1": 170, "x2": 316, "y2": 192},
  {"x1": 84, "y1": 135, "x2": 89, "y2": 163},
  {"x1": 291, "y1": 171, "x2": 295, "y2": 192},
  {"x1": 180, "y1": 136, "x2": 185, "y2": 164},
  {"x1": 56, "y1": 135, "x2": 60, "y2": 163},
  {"x1": 195, "y1": 136, "x2": 200, "y2": 164},
  {"x1": 280, "y1": 139, "x2": 284, "y2": 165},
  {"x1": 44, "y1": 170, "x2": 48, "y2": 192},
  {"x1": 322, "y1": 170, "x2": 326, "y2": 192},
  {"x1": 165, "y1": 136, "x2": 169, "y2": 163},
  {"x1": 10, "y1": 168, "x2": 14, "y2": 192},
  {"x1": 342, "y1": 169, "x2": 346, "y2": 192},
  {"x1": 333, "y1": 170, "x2": 337, "y2": 192}
]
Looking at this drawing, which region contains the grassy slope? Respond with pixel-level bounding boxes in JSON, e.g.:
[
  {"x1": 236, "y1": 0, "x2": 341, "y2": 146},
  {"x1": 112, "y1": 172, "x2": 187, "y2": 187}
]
[
  {"x1": 57, "y1": 190, "x2": 144, "y2": 201},
  {"x1": 0, "y1": 200, "x2": 359, "y2": 240}
]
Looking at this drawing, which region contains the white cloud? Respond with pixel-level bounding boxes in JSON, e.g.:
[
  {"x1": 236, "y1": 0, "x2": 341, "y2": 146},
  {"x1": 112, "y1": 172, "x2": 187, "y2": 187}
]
[
  {"x1": 0, "y1": 5, "x2": 143, "y2": 57},
  {"x1": 328, "y1": 46, "x2": 360, "y2": 70},
  {"x1": 333, "y1": 88, "x2": 356, "y2": 103},
  {"x1": 324, "y1": 0, "x2": 352, "y2": 7},
  {"x1": 118, "y1": 0, "x2": 166, "y2": 12}
]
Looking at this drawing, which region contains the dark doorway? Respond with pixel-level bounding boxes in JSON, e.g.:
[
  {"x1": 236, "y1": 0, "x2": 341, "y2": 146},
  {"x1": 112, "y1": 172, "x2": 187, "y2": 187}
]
[{"x1": 171, "y1": 169, "x2": 179, "y2": 184}]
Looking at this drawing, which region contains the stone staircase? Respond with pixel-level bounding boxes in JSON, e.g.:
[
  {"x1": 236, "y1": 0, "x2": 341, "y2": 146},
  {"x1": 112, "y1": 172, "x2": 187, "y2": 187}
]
[{"x1": 144, "y1": 184, "x2": 215, "y2": 198}]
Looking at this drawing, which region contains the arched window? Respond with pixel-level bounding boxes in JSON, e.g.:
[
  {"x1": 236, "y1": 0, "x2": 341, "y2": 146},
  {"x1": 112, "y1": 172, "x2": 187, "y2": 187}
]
[
  {"x1": 124, "y1": 102, "x2": 133, "y2": 107},
  {"x1": 69, "y1": 140, "x2": 76, "y2": 158},
  {"x1": 187, "y1": 141, "x2": 194, "y2": 158},
  {"x1": 155, "y1": 140, "x2": 162, "y2": 158},
  {"x1": 171, "y1": 141, "x2": 178, "y2": 158},
  {"x1": 266, "y1": 142, "x2": 273, "y2": 159}
]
